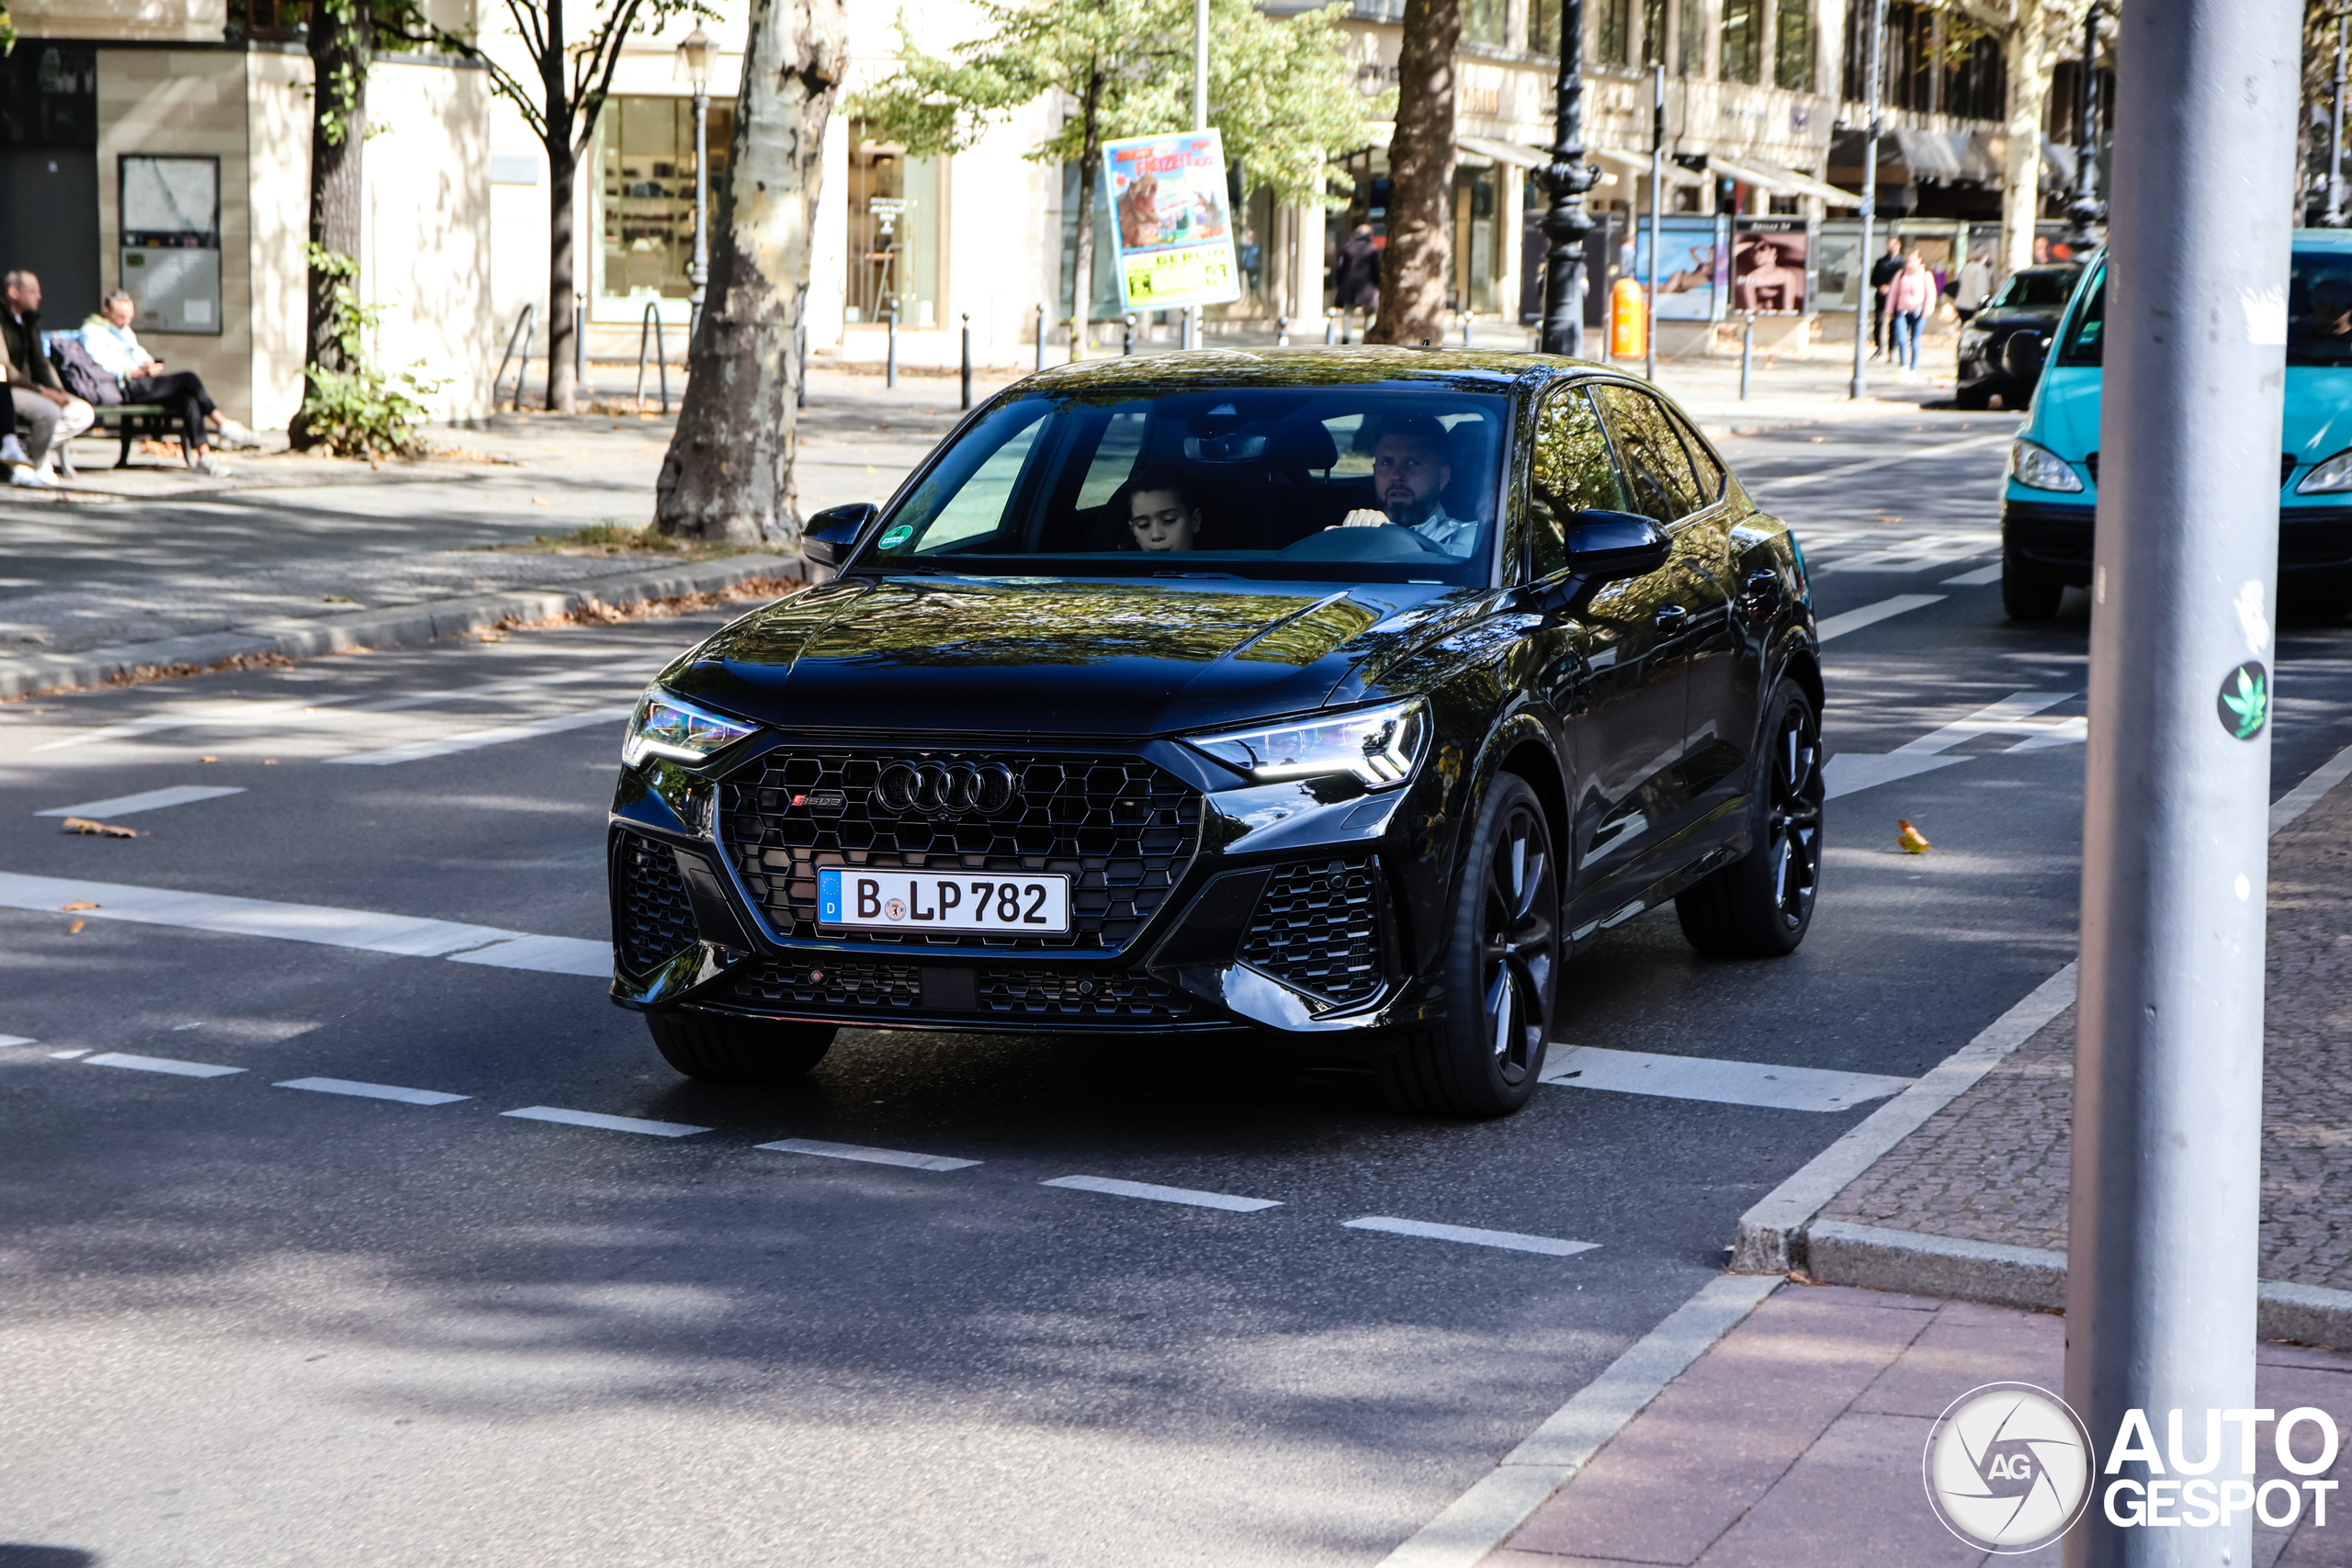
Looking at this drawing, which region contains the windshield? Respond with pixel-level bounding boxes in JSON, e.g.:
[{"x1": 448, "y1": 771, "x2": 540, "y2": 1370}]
[
  {"x1": 856, "y1": 387, "x2": 1511, "y2": 585},
  {"x1": 1989, "y1": 267, "x2": 2081, "y2": 310},
  {"x1": 2055, "y1": 271, "x2": 2105, "y2": 367},
  {"x1": 2290, "y1": 253, "x2": 2352, "y2": 367}
]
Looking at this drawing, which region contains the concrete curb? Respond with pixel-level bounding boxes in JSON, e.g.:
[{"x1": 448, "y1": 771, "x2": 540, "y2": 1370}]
[
  {"x1": 1804, "y1": 1220, "x2": 2352, "y2": 1347},
  {"x1": 0, "y1": 553, "x2": 801, "y2": 699}
]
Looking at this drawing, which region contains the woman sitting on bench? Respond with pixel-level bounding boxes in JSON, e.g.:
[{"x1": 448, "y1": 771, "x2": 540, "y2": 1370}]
[{"x1": 81, "y1": 291, "x2": 258, "y2": 476}]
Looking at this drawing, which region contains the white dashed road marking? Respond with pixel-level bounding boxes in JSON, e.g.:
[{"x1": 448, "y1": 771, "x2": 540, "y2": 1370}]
[
  {"x1": 0, "y1": 872, "x2": 609, "y2": 977},
  {"x1": 1814, "y1": 593, "x2": 1945, "y2": 643},
  {"x1": 48, "y1": 1050, "x2": 89, "y2": 1059},
  {"x1": 36, "y1": 785, "x2": 246, "y2": 818},
  {"x1": 1540, "y1": 1045, "x2": 1910, "y2": 1112},
  {"x1": 758, "y1": 1138, "x2": 981, "y2": 1172},
  {"x1": 277, "y1": 1077, "x2": 470, "y2": 1106},
  {"x1": 1341, "y1": 1216, "x2": 1600, "y2": 1257},
  {"x1": 0, "y1": 1033, "x2": 36, "y2": 1047},
  {"x1": 1041, "y1": 1175, "x2": 1283, "y2": 1213},
  {"x1": 1939, "y1": 562, "x2": 2006, "y2": 586},
  {"x1": 83, "y1": 1052, "x2": 244, "y2": 1078},
  {"x1": 1824, "y1": 691, "x2": 2084, "y2": 799},
  {"x1": 326, "y1": 706, "x2": 633, "y2": 766},
  {"x1": 501, "y1": 1106, "x2": 709, "y2": 1138},
  {"x1": 1746, "y1": 431, "x2": 2013, "y2": 491}
]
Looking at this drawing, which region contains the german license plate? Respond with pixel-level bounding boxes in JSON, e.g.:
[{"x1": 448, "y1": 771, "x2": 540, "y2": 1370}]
[{"x1": 817, "y1": 868, "x2": 1072, "y2": 935}]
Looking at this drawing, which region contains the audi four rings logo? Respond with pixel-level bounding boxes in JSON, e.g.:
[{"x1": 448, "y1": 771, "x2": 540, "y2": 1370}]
[{"x1": 874, "y1": 761, "x2": 1020, "y2": 817}]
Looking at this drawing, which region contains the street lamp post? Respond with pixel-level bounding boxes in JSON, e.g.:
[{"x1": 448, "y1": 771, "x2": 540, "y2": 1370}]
[
  {"x1": 2329, "y1": 13, "x2": 2348, "y2": 228},
  {"x1": 2065, "y1": 3, "x2": 2104, "y2": 247},
  {"x1": 676, "y1": 28, "x2": 716, "y2": 334},
  {"x1": 1849, "y1": 0, "x2": 1888, "y2": 400},
  {"x1": 1539, "y1": 0, "x2": 1600, "y2": 356}
]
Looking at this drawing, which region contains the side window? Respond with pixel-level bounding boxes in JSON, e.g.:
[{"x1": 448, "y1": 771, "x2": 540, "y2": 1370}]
[
  {"x1": 1528, "y1": 385, "x2": 1627, "y2": 579},
  {"x1": 1668, "y1": 408, "x2": 1726, "y2": 507},
  {"x1": 1592, "y1": 384, "x2": 1703, "y2": 524}
]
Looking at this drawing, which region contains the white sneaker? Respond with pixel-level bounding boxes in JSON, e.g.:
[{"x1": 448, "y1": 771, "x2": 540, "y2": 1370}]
[
  {"x1": 0, "y1": 434, "x2": 26, "y2": 467},
  {"x1": 9, "y1": 467, "x2": 56, "y2": 489},
  {"x1": 213, "y1": 420, "x2": 261, "y2": 450},
  {"x1": 195, "y1": 452, "x2": 232, "y2": 478}
]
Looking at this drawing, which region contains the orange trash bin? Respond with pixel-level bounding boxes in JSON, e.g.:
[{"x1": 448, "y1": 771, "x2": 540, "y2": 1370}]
[{"x1": 1609, "y1": 277, "x2": 1648, "y2": 359}]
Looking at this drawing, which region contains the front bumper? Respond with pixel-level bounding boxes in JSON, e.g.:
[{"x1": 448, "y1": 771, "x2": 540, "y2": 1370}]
[
  {"x1": 605, "y1": 735, "x2": 1455, "y2": 1046},
  {"x1": 2002, "y1": 499, "x2": 2352, "y2": 590}
]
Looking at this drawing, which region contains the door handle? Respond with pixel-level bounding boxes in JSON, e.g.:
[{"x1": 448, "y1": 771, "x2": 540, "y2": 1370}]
[{"x1": 1654, "y1": 604, "x2": 1690, "y2": 634}]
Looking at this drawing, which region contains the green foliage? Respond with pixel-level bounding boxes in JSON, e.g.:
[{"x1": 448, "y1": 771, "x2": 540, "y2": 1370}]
[
  {"x1": 847, "y1": 0, "x2": 1378, "y2": 207},
  {"x1": 0, "y1": 7, "x2": 16, "y2": 55},
  {"x1": 300, "y1": 244, "x2": 445, "y2": 458}
]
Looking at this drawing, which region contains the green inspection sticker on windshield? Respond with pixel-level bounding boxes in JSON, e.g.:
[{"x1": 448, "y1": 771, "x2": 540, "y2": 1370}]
[
  {"x1": 2220, "y1": 660, "x2": 2269, "y2": 740},
  {"x1": 878, "y1": 524, "x2": 914, "y2": 549}
]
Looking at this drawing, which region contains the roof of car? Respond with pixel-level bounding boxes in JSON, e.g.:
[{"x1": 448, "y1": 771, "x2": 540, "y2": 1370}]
[{"x1": 1012, "y1": 344, "x2": 1591, "y2": 395}]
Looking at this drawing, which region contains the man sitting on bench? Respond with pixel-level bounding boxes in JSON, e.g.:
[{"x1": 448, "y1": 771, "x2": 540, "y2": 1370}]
[{"x1": 80, "y1": 289, "x2": 258, "y2": 476}]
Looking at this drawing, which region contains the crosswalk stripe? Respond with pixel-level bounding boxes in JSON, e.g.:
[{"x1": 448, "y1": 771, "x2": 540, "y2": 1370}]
[
  {"x1": 1342, "y1": 1216, "x2": 1599, "y2": 1257},
  {"x1": 276, "y1": 1077, "x2": 469, "y2": 1106},
  {"x1": 83, "y1": 1052, "x2": 243, "y2": 1078},
  {"x1": 36, "y1": 785, "x2": 246, "y2": 818},
  {"x1": 1541, "y1": 1045, "x2": 1910, "y2": 1112},
  {"x1": 501, "y1": 1105, "x2": 708, "y2": 1138},
  {"x1": 325, "y1": 705, "x2": 633, "y2": 766},
  {"x1": 1815, "y1": 593, "x2": 1945, "y2": 643},
  {"x1": 1041, "y1": 1174, "x2": 1281, "y2": 1213},
  {"x1": 758, "y1": 1138, "x2": 980, "y2": 1172}
]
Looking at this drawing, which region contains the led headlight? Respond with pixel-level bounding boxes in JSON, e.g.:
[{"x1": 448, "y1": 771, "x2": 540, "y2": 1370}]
[
  {"x1": 2009, "y1": 438, "x2": 2085, "y2": 493},
  {"x1": 622, "y1": 688, "x2": 757, "y2": 768},
  {"x1": 2297, "y1": 450, "x2": 2352, "y2": 494},
  {"x1": 1183, "y1": 699, "x2": 1430, "y2": 789}
]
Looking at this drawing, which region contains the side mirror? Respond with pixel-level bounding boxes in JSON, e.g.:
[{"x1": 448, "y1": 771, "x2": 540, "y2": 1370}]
[
  {"x1": 802, "y1": 502, "x2": 878, "y2": 569},
  {"x1": 2003, "y1": 332, "x2": 2048, "y2": 383},
  {"x1": 1566, "y1": 509, "x2": 1671, "y2": 584}
]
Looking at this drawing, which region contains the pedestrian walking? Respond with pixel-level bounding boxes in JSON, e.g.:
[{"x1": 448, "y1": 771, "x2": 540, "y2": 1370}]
[
  {"x1": 1329, "y1": 224, "x2": 1382, "y2": 344},
  {"x1": 1952, "y1": 247, "x2": 1995, "y2": 324},
  {"x1": 1883, "y1": 251, "x2": 1936, "y2": 373},
  {"x1": 1867, "y1": 236, "x2": 1905, "y2": 356}
]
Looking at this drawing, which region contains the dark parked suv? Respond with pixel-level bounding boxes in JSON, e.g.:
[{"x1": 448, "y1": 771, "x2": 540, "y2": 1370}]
[
  {"x1": 1955, "y1": 264, "x2": 2083, "y2": 409},
  {"x1": 607, "y1": 348, "x2": 1825, "y2": 1117}
]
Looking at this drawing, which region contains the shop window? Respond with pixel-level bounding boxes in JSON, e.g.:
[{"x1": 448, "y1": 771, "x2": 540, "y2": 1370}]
[
  {"x1": 1530, "y1": 0, "x2": 1555, "y2": 55},
  {"x1": 596, "y1": 96, "x2": 734, "y2": 310},
  {"x1": 849, "y1": 122, "x2": 942, "y2": 326},
  {"x1": 1641, "y1": 0, "x2": 1666, "y2": 66},
  {"x1": 1599, "y1": 0, "x2": 1631, "y2": 64},
  {"x1": 1463, "y1": 0, "x2": 1507, "y2": 49},
  {"x1": 1719, "y1": 0, "x2": 1762, "y2": 83},
  {"x1": 1452, "y1": 165, "x2": 1498, "y2": 316},
  {"x1": 1774, "y1": 0, "x2": 1815, "y2": 91}
]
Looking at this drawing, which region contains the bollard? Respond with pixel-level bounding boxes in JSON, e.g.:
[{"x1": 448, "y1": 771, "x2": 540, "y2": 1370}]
[
  {"x1": 886, "y1": 304, "x2": 899, "y2": 389},
  {"x1": 1326, "y1": 309, "x2": 1338, "y2": 345},
  {"x1": 1460, "y1": 310, "x2": 1472, "y2": 349},
  {"x1": 574, "y1": 297, "x2": 585, "y2": 389},
  {"x1": 1276, "y1": 314, "x2": 1289, "y2": 347},
  {"x1": 1035, "y1": 302, "x2": 1046, "y2": 373},
  {"x1": 1739, "y1": 313, "x2": 1754, "y2": 400},
  {"x1": 1123, "y1": 313, "x2": 1135, "y2": 356},
  {"x1": 960, "y1": 312, "x2": 972, "y2": 410}
]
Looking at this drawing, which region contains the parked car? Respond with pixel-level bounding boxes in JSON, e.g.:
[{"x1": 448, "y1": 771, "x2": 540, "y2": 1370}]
[
  {"x1": 2001, "y1": 233, "x2": 2352, "y2": 620},
  {"x1": 1953, "y1": 264, "x2": 2082, "y2": 409},
  {"x1": 607, "y1": 348, "x2": 1825, "y2": 1118}
]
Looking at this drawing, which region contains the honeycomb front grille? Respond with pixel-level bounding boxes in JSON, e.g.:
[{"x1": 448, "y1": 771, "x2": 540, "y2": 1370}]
[
  {"x1": 729, "y1": 959, "x2": 922, "y2": 1010},
  {"x1": 979, "y1": 966, "x2": 1193, "y2": 1021},
  {"x1": 1239, "y1": 854, "x2": 1383, "y2": 1006},
  {"x1": 614, "y1": 830, "x2": 698, "y2": 974},
  {"x1": 719, "y1": 750, "x2": 1202, "y2": 951},
  {"x1": 723, "y1": 959, "x2": 1194, "y2": 1022}
]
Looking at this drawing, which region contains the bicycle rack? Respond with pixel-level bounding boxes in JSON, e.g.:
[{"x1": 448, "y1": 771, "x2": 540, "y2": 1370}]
[
  {"x1": 492, "y1": 303, "x2": 536, "y2": 413},
  {"x1": 634, "y1": 303, "x2": 670, "y2": 415}
]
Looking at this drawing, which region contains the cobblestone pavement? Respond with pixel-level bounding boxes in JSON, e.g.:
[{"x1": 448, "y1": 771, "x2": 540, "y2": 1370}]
[
  {"x1": 1484, "y1": 1284, "x2": 2352, "y2": 1567},
  {"x1": 1821, "y1": 762, "x2": 2352, "y2": 1290}
]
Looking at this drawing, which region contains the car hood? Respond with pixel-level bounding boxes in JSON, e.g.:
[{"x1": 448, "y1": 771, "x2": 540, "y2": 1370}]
[
  {"x1": 2285, "y1": 367, "x2": 2352, "y2": 461},
  {"x1": 667, "y1": 574, "x2": 1473, "y2": 736},
  {"x1": 2028, "y1": 367, "x2": 2102, "y2": 465},
  {"x1": 1971, "y1": 304, "x2": 2064, "y2": 333}
]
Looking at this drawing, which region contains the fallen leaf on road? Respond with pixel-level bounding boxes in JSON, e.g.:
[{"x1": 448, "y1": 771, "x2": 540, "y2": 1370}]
[
  {"x1": 201, "y1": 755, "x2": 219, "y2": 762},
  {"x1": 60, "y1": 819, "x2": 139, "y2": 839},
  {"x1": 1896, "y1": 819, "x2": 1932, "y2": 854},
  {"x1": 264, "y1": 758, "x2": 278, "y2": 765},
  {"x1": 66, "y1": 920, "x2": 85, "y2": 934},
  {"x1": 59, "y1": 899, "x2": 99, "y2": 911},
  {"x1": 322, "y1": 594, "x2": 357, "y2": 604},
  {"x1": 531, "y1": 496, "x2": 550, "y2": 506}
]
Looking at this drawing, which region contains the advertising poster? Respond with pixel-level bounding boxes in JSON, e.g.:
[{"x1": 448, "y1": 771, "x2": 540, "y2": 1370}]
[
  {"x1": 1732, "y1": 220, "x2": 1808, "y2": 314},
  {"x1": 1630, "y1": 217, "x2": 1729, "y2": 320},
  {"x1": 1102, "y1": 130, "x2": 1242, "y2": 312}
]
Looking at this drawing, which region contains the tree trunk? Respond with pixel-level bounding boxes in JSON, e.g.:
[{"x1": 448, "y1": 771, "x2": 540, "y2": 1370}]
[
  {"x1": 1069, "y1": 67, "x2": 1104, "y2": 361},
  {"x1": 548, "y1": 129, "x2": 581, "y2": 412},
  {"x1": 289, "y1": 0, "x2": 369, "y2": 450},
  {"x1": 654, "y1": 0, "x2": 849, "y2": 544},
  {"x1": 1370, "y1": 0, "x2": 1459, "y2": 345},
  {"x1": 1998, "y1": 15, "x2": 2055, "y2": 276}
]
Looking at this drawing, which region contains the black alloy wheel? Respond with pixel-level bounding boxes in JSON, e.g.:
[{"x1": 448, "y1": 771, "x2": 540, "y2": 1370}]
[
  {"x1": 1379, "y1": 773, "x2": 1559, "y2": 1118},
  {"x1": 1677, "y1": 682, "x2": 1824, "y2": 958},
  {"x1": 648, "y1": 1010, "x2": 837, "y2": 1084}
]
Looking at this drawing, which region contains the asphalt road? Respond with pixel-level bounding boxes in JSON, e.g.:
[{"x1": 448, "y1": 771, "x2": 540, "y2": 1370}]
[{"x1": 3, "y1": 411, "x2": 2347, "y2": 1567}]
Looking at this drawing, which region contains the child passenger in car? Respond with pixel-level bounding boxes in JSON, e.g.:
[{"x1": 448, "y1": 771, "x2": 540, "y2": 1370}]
[{"x1": 1123, "y1": 473, "x2": 1205, "y2": 550}]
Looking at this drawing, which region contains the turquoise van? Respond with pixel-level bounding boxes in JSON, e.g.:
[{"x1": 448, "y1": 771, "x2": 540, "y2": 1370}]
[{"x1": 1999, "y1": 230, "x2": 2352, "y2": 620}]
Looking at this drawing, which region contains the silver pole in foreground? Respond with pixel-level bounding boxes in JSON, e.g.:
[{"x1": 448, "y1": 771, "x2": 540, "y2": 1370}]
[
  {"x1": 1849, "y1": 0, "x2": 1886, "y2": 399},
  {"x1": 1186, "y1": 0, "x2": 1208, "y2": 353},
  {"x1": 2330, "y1": 17, "x2": 2347, "y2": 228},
  {"x1": 2061, "y1": 1, "x2": 2297, "y2": 1564},
  {"x1": 1645, "y1": 62, "x2": 1663, "y2": 383}
]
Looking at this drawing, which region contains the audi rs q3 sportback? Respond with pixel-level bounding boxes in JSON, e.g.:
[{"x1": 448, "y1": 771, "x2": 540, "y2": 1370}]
[{"x1": 608, "y1": 347, "x2": 1825, "y2": 1118}]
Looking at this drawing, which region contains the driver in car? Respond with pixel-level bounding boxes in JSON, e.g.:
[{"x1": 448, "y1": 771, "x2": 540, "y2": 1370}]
[
  {"x1": 1341, "y1": 417, "x2": 1478, "y2": 556},
  {"x1": 1123, "y1": 473, "x2": 1205, "y2": 551}
]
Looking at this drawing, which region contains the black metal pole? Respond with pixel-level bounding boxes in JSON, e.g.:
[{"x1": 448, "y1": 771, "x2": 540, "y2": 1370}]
[
  {"x1": 1539, "y1": 0, "x2": 1600, "y2": 356},
  {"x1": 960, "y1": 312, "x2": 972, "y2": 409},
  {"x1": 2066, "y1": 2, "x2": 2104, "y2": 244}
]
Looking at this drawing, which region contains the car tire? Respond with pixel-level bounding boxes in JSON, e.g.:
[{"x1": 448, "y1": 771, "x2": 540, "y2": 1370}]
[
  {"x1": 1377, "y1": 773, "x2": 1558, "y2": 1119},
  {"x1": 647, "y1": 1010, "x2": 836, "y2": 1085},
  {"x1": 2001, "y1": 566, "x2": 2064, "y2": 622},
  {"x1": 1675, "y1": 683, "x2": 1824, "y2": 959},
  {"x1": 1954, "y1": 383, "x2": 1991, "y2": 411}
]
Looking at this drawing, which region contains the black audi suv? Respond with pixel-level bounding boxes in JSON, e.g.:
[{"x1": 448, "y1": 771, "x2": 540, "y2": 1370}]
[
  {"x1": 607, "y1": 348, "x2": 1824, "y2": 1117},
  {"x1": 1954, "y1": 263, "x2": 2083, "y2": 410}
]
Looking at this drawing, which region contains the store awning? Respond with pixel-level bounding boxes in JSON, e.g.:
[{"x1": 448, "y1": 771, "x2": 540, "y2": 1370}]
[
  {"x1": 1589, "y1": 145, "x2": 1709, "y2": 187},
  {"x1": 1451, "y1": 135, "x2": 1707, "y2": 188},
  {"x1": 1703, "y1": 152, "x2": 1864, "y2": 209},
  {"x1": 1456, "y1": 134, "x2": 1548, "y2": 170}
]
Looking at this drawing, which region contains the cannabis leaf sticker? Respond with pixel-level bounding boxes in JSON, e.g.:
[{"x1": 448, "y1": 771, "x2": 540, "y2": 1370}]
[{"x1": 2218, "y1": 660, "x2": 2269, "y2": 741}]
